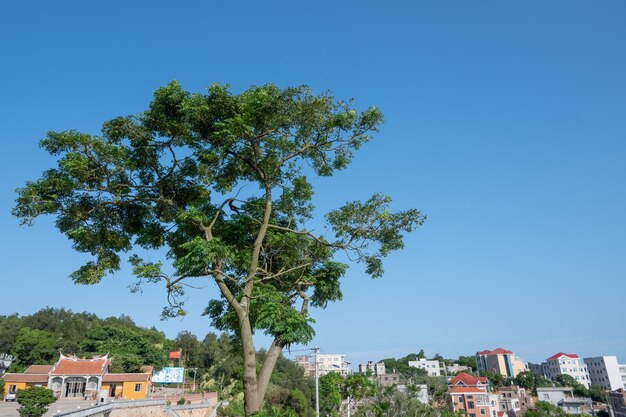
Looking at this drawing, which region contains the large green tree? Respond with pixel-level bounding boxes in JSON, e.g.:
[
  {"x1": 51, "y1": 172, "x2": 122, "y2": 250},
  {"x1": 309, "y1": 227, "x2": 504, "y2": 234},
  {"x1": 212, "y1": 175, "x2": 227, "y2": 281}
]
[
  {"x1": 12, "y1": 329, "x2": 56, "y2": 369},
  {"x1": 14, "y1": 81, "x2": 424, "y2": 416}
]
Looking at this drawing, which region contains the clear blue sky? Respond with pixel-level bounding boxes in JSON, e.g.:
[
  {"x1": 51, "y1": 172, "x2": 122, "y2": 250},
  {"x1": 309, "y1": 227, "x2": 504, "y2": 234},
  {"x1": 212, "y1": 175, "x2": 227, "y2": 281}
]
[{"x1": 1, "y1": 1, "x2": 624, "y2": 368}]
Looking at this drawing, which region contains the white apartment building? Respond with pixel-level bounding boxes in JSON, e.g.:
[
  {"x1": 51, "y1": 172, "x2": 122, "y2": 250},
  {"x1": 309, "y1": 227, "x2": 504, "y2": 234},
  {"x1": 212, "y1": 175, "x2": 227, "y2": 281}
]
[
  {"x1": 408, "y1": 358, "x2": 441, "y2": 376},
  {"x1": 584, "y1": 356, "x2": 624, "y2": 391},
  {"x1": 620, "y1": 364, "x2": 626, "y2": 390},
  {"x1": 542, "y1": 353, "x2": 590, "y2": 388},
  {"x1": 317, "y1": 354, "x2": 351, "y2": 376},
  {"x1": 296, "y1": 353, "x2": 351, "y2": 377}
]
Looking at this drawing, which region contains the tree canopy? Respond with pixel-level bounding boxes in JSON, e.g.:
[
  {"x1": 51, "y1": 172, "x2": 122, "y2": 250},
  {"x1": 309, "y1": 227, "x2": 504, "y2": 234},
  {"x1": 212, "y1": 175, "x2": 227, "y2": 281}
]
[
  {"x1": 14, "y1": 81, "x2": 424, "y2": 416},
  {"x1": 16, "y1": 386, "x2": 57, "y2": 417}
]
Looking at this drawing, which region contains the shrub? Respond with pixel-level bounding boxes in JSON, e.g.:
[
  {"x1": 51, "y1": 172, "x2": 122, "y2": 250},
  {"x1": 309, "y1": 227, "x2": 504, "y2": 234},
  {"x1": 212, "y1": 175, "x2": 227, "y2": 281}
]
[{"x1": 16, "y1": 387, "x2": 56, "y2": 417}]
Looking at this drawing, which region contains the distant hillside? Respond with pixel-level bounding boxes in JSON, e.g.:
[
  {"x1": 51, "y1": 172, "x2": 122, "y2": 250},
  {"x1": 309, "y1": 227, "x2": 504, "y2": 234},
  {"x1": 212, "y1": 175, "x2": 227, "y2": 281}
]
[
  {"x1": 0, "y1": 307, "x2": 316, "y2": 414},
  {"x1": 0, "y1": 307, "x2": 177, "y2": 372}
]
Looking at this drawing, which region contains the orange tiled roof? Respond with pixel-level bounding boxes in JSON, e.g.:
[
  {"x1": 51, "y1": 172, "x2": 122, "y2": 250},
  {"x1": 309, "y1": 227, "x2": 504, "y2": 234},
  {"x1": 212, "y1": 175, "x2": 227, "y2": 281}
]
[
  {"x1": 24, "y1": 365, "x2": 53, "y2": 374},
  {"x1": 450, "y1": 372, "x2": 488, "y2": 386},
  {"x1": 50, "y1": 353, "x2": 109, "y2": 376},
  {"x1": 140, "y1": 365, "x2": 154, "y2": 374},
  {"x1": 2, "y1": 373, "x2": 49, "y2": 383},
  {"x1": 103, "y1": 373, "x2": 150, "y2": 382}
]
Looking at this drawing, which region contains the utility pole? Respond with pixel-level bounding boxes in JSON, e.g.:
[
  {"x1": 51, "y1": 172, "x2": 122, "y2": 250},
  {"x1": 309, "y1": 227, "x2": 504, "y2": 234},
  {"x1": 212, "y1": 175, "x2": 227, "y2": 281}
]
[{"x1": 314, "y1": 347, "x2": 320, "y2": 417}]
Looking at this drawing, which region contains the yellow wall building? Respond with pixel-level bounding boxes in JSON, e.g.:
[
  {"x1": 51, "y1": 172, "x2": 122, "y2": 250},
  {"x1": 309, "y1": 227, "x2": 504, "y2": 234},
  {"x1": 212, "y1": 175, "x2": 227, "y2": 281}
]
[
  {"x1": 2, "y1": 354, "x2": 151, "y2": 401},
  {"x1": 476, "y1": 348, "x2": 527, "y2": 378}
]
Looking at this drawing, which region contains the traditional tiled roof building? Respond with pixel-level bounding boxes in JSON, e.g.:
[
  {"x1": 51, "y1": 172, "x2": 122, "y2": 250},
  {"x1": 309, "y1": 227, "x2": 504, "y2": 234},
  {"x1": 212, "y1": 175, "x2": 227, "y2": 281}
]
[{"x1": 2, "y1": 353, "x2": 151, "y2": 401}]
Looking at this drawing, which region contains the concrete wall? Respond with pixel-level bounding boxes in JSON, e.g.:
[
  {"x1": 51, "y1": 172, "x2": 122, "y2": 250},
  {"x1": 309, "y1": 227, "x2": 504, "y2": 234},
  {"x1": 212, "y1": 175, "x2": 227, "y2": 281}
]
[{"x1": 54, "y1": 399, "x2": 214, "y2": 417}]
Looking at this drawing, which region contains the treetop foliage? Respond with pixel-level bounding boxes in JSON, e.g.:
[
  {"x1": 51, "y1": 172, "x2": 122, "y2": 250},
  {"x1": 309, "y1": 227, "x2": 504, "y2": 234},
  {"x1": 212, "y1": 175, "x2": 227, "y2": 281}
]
[
  {"x1": 14, "y1": 81, "x2": 424, "y2": 416},
  {"x1": 14, "y1": 81, "x2": 424, "y2": 347}
]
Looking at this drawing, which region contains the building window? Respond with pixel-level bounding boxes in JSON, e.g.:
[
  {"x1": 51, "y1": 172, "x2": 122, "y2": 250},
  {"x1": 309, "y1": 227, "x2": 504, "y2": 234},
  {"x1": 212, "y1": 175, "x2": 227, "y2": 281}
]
[
  {"x1": 134, "y1": 384, "x2": 142, "y2": 392},
  {"x1": 468, "y1": 402, "x2": 475, "y2": 408},
  {"x1": 481, "y1": 410, "x2": 486, "y2": 415},
  {"x1": 8, "y1": 385, "x2": 17, "y2": 394}
]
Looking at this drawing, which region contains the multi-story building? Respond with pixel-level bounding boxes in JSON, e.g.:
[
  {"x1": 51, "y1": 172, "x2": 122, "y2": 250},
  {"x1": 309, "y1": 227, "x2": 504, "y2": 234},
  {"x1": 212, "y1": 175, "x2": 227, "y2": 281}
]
[
  {"x1": 584, "y1": 356, "x2": 624, "y2": 391},
  {"x1": 448, "y1": 375, "x2": 499, "y2": 417},
  {"x1": 296, "y1": 353, "x2": 351, "y2": 377},
  {"x1": 476, "y1": 348, "x2": 527, "y2": 378},
  {"x1": 318, "y1": 354, "x2": 351, "y2": 376},
  {"x1": 409, "y1": 358, "x2": 441, "y2": 376},
  {"x1": 542, "y1": 353, "x2": 590, "y2": 388},
  {"x1": 359, "y1": 361, "x2": 386, "y2": 376},
  {"x1": 621, "y1": 365, "x2": 626, "y2": 389},
  {"x1": 609, "y1": 389, "x2": 626, "y2": 417},
  {"x1": 536, "y1": 387, "x2": 592, "y2": 414},
  {"x1": 449, "y1": 387, "x2": 499, "y2": 417},
  {"x1": 497, "y1": 386, "x2": 534, "y2": 417}
]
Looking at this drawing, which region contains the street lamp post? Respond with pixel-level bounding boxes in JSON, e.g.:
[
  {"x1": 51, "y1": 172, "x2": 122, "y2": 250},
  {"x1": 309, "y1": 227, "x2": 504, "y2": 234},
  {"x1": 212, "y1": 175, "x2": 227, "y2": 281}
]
[{"x1": 191, "y1": 368, "x2": 198, "y2": 393}]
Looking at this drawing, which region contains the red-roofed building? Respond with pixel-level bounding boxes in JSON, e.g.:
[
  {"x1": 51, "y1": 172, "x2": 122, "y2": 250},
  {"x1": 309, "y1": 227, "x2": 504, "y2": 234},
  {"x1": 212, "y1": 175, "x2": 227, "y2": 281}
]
[
  {"x1": 24, "y1": 365, "x2": 53, "y2": 374},
  {"x1": 2, "y1": 353, "x2": 153, "y2": 401},
  {"x1": 449, "y1": 379, "x2": 500, "y2": 417},
  {"x1": 476, "y1": 348, "x2": 527, "y2": 378},
  {"x1": 542, "y1": 353, "x2": 590, "y2": 388},
  {"x1": 546, "y1": 352, "x2": 579, "y2": 361},
  {"x1": 450, "y1": 372, "x2": 490, "y2": 391}
]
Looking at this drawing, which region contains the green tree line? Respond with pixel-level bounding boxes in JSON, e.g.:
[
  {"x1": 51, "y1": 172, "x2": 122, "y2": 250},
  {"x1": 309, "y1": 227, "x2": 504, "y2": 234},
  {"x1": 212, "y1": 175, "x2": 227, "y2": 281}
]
[{"x1": 0, "y1": 307, "x2": 319, "y2": 414}]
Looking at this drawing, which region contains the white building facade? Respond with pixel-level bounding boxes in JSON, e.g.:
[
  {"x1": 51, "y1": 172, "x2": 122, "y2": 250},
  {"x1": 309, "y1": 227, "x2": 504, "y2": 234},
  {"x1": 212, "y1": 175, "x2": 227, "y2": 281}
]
[
  {"x1": 408, "y1": 358, "x2": 441, "y2": 376},
  {"x1": 584, "y1": 356, "x2": 624, "y2": 391},
  {"x1": 317, "y1": 354, "x2": 351, "y2": 376},
  {"x1": 543, "y1": 353, "x2": 590, "y2": 388},
  {"x1": 296, "y1": 354, "x2": 351, "y2": 377}
]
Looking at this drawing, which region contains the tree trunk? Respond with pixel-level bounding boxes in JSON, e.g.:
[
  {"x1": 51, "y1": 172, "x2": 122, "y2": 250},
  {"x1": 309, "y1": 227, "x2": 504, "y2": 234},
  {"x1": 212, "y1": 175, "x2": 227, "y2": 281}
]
[
  {"x1": 257, "y1": 339, "x2": 284, "y2": 404},
  {"x1": 241, "y1": 317, "x2": 260, "y2": 417}
]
